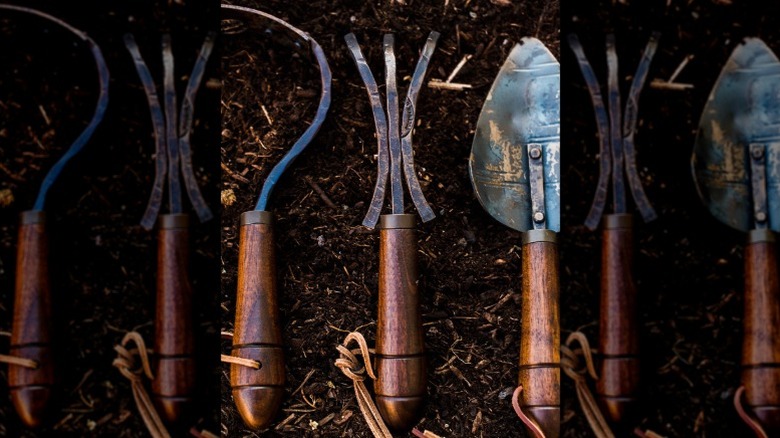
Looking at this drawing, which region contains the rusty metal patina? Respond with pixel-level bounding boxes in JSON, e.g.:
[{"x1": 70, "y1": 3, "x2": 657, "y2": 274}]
[
  {"x1": 345, "y1": 32, "x2": 439, "y2": 228},
  {"x1": 693, "y1": 38, "x2": 780, "y2": 232},
  {"x1": 469, "y1": 38, "x2": 561, "y2": 232}
]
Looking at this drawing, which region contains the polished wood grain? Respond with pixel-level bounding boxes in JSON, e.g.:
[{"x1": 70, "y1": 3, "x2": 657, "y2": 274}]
[
  {"x1": 231, "y1": 218, "x2": 285, "y2": 430},
  {"x1": 596, "y1": 214, "x2": 640, "y2": 427},
  {"x1": 519, "y1": 240, "x2": 560, "y2": 438},
  {"x1": 743, "y1": 236, "x2": 780, "y2": 433},
  {"x1": 152, "y1": 214, "x2": 195, "y2": 424},
  {"x1": 9, "y1": 211, "x2": 53, "y2": 428},
  {"x1": 375, "y1": 225, "x2": 425, "y2": 432}
]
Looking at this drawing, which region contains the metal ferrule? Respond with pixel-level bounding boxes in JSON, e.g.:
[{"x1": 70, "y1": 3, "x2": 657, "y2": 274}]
[
  {"x1": 241, "y1": 210, "x2": 273, "y2": 226},
  {"x1": 603, "y1": 213, "x2": 633, "y2": 230},
  {"x1": 159, "y1": 213, "x2": 189, "y2": 229},
  {"x1": 522, "y1": 229, "x2": 557, "y2": 245},
  {"x1": 20, "y1": 210, "x2": 46, "y2": 225},
  {"x1": 748, "y1": 228, "x2": 776, "y2": 244},
  {"x1": 378, "y1": 214, "x2": 416, "y2": 230}
]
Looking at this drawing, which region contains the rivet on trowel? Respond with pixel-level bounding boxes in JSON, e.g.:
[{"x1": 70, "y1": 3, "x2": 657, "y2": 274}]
[
  {"x1": 529, "y1": 147, "x2": 542, "y2": 160},
  {"x1": 533, "y1": 212, "x2": 545, "y2": 223},
  {"x1": 752, "y1": 147, "x2": 765, "y2": 160}
]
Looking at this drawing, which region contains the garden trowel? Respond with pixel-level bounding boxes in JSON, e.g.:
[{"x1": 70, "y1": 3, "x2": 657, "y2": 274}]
[
  {"x1": 693, "y1": 37, "x2": 780, "y2": 434},
  {"x1": 470, "y1": 38, "x2": 560, "y2": 438}
]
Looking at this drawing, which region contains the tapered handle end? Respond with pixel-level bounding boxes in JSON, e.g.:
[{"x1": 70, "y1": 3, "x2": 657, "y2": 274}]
[
  {"x1": 375, "y1": 395, "x2": 425, "y2": 431},
  {"x1": 597, "y1": 357, "x2": 640, "y2": 426},
  {"x1": 233, "y1": 387, "x2": 285, "y2": 430},
  {"x1": 152, "y1": 356, "x2": 196, "y2": 424},
  {"x1": 10, "y1": 386, "x2": 52, "y2": 428},
  {"x1": 374, "y1": 355, "x2": 426, "y2": 431},
  {"x1": 525, "y1": 407, "x2": 560, "y2": 438}
]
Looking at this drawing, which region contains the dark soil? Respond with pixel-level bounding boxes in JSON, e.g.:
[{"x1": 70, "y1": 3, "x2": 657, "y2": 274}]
[
  {"x1": 563, "y1": 1, "x2": 780, "y2": 437},
  {"x1": 0, "y1": 1, "x2": 221, "y2": 436},
  {"x1": 220, "y1": 0, "x2": 557, "y2": 437}
]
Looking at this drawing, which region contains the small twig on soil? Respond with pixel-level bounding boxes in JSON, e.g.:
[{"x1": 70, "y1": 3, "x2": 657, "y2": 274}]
[
  {"x1": 447, "y1": 54, "x2": 472, "y2": 83},
  {"x1": 0, "y1": 162, "x2": 24, "y2": 182},
  {"x1": 428, "y1": 80, "x2": 472, "y2": 91},
  {"x1": 669, "y1": 54, "x2": 694, "y2": 83},
  {"x1": 291, "y1": 369, "x2": 317, "y2": 397},
  {"x1": 429, "y1": 54, "x2": 474, "y2": 91},
  {"x1": 221, "y1": 162, "x2": 250, "y2": 183},
  {"x1": 261, "y1": 104, "x2": 274, "y2": 126},
  {"x1": 275, "y1": 413, "x2": 296, "y2": 430},
  {"x1": 650, "y1": 79, "x2": 694, "y2": 91},
  {"x1": 651, "y1": 55, "x2": 694, "y2": 91},
  {"x1": 39, "y1": 105, "x2": 51, "y2": 125},
  {"x1": 305, "y1": 176, "x2": 336, "y2": 208}
]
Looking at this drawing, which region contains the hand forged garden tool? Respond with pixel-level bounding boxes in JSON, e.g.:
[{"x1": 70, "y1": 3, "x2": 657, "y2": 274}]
[
  {"x1": 0, "y1": 5, "x2": 108, "y2": 427},
  {"x1": 693, "y1": 38, "x2": 780, "y2": 436},
  {"x1": 219, "y1": 4, "x2": 332, "y2": 430},
  {"x1": 123, "y1": 30, "x2": 214, "y2": 424},
  {"x1": 469, "y1": 38, "x2": 560, "y2": 438},
  {"x1": 343, "y1": 31, "x2": 438, "y2": 432},
  {"x1": 568, "y1": 32, "x2": 660, "y2": 430}
]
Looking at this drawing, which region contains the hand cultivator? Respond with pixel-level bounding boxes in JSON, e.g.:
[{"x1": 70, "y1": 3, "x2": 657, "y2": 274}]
[
  {"x1": 470, "y1": 38, "x2": 561, "y2": 438},
  {"x1": 0, "y1": 4, "x2": 108, "y2": 428},
  {"x1": 568, "y1": 32, "x2": 659, "y2": 430},
  {"x1": 124, "y1": 30, "x2": 215, "y2": 424},
  {"x1": 345, "y1": 31, "x2": 439, "y2": 432},
  {"x1": 220, "y1": 4, "x2": 332, "y2": 430}
]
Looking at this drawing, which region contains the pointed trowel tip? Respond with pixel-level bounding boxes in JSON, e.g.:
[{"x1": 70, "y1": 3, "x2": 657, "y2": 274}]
[
  {"x1": 729, "y1": 37, "x2": 778, "y2": 68},
  {"x1": 510, "y1": 37, "x2": 559, "y2": 68}
]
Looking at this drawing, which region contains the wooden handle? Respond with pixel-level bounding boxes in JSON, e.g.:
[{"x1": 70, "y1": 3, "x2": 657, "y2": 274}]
[
  {"x1": 742, "y1": 230, "x2": 780, "y2": 433},
  {"x1": 152, "y1": 214, "x2": 195, "y2": 424},
  {"x1": 230, "y1": 211, "x2": 285, "y2": 430},
  {"x1": 518, "y1": 231, "x2": 560, "y2": 438},
  {"x1": 9, "y1": 210, "x2": 54, "y2": 428},
  {"x1": 596, "y1": 214, "x2": 640, "y2": 427},
  {"x1": 375, "y1": 215, "x2": 425, "y2": 432}
]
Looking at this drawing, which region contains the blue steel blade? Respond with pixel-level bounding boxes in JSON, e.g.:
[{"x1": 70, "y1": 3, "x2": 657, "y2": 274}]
[
  {"x1": 3, "y1": 5, "x2": 111, "y2": 210},
  {"x1": 693, "y1": 38, "x2": 780, "y2": 232},
  {"x1": 469, "y1": 38, "x2": 560, "y2": 232}
]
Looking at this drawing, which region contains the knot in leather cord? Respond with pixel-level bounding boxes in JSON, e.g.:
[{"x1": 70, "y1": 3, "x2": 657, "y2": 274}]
[
  {"x1": 112, "y1": 331, "x2": 170, "y2": 438},
  {"x1": 734, "y1": 385, "x2": 769, "y2": 438},
  {"x1": 334, "y1": 331, "x2": 392, "y2": 438}
]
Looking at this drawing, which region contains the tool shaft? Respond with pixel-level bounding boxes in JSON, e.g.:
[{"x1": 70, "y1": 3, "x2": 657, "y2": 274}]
[
  {"x1": 742, "y1": 232, "x2": 780, "y2": 433},
  {"x1": 9, "y1": 211, "x2": 53, "y2": 428},
  {"x1": 597, "y1": 214, "x2": 640, "y2": 428},
  {"x1": 231, "y1": 212, "x2": 285, "y2": 429},
  {"x1": 375, "y1": 215, "x2": 425, "y2": 431},
  {"x1": 518, "y1": 236, "x2": 560, "y2": 438},
  {"x1": 152, "y1": 214, "x2": 195, "y2": 424}
]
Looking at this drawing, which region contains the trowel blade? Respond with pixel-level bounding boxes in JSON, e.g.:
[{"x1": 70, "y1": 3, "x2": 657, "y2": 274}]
[
  {"x1": 693, "y1": 38, "x2": 780, "y2": 232},
  {"x1": 469, "y1": 38, "x2": 560, "y2": 232}
]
